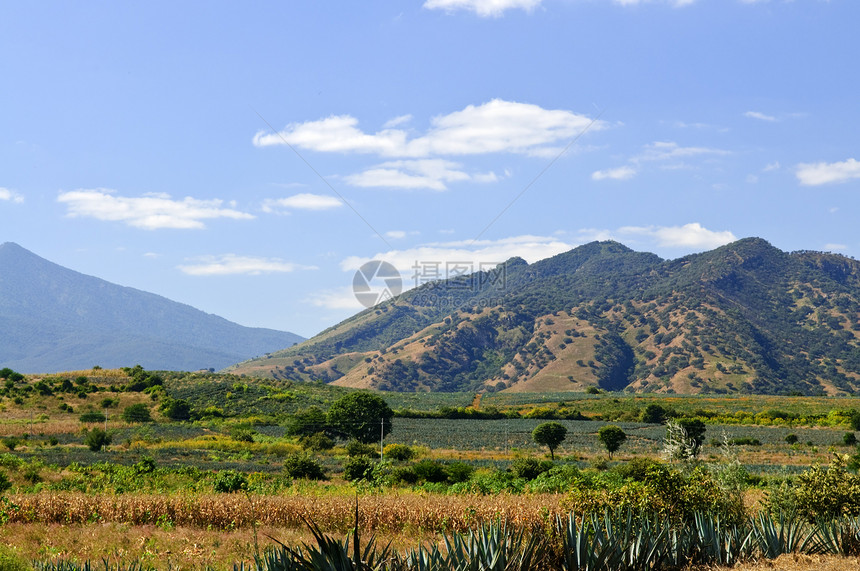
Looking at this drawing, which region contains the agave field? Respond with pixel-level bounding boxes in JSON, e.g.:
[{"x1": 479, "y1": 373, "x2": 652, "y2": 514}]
[{"x1": 2, "y1": 368, "x2": 860, "y2": 569}]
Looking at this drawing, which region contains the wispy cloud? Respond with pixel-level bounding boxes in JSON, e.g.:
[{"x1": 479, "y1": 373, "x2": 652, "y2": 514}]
[
  {"x1": 796, "y1": 158, "x2": 860, "y2": 186},
  {"x1": 423, "y1": 0, "x2": 542, "y2": 17},
  {"x1": 592, "y1": 166, "x2": 637, "y2": 181},
  {"x1": 178, "y1": 254, "x2": 316, "y2": 276},
  {"x1": 744, "y1": 110, "x2": 778, "y2": 122},
  {"x1": 618, "y1": 223, "x2": 737, "y2": 249},
  {"x1": 262, "y1": 193, "x2": 343, "y2": 214},
  {"x1": 344, "y1": 159, "x2": 498, "y2": 191},
  {"x1": 0, "y1": 187, "x2": 24, "y2": 204},
  {"x1": 57, "y1": 189, "x2": 253, "y2": 230},
  {"x1": 254, "y1": 99, "x2": 603, "y2": 160},
  {"x1": 823, "y1": 243, "x2": 847, "y2": 252},
  {"x1": 636, "y1": 141, "x2": 730, "y2": 163}
]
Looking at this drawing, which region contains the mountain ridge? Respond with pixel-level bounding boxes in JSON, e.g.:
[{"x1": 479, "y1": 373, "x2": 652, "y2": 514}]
[
  {"x1": 0, "y1": 242, "x2": 304, "y2": 373},
  {"x1": 228, "y1": 238, "x2": 860, "y2": 396}
]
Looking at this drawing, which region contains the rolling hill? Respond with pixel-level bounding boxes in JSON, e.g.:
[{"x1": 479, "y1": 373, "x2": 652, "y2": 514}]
[
  {"x1": 228, "y1": 238, "x2": 860, "y2": 396},
  {"x1": 0, "y1": 242, "x2": 304, "y2": 373}
]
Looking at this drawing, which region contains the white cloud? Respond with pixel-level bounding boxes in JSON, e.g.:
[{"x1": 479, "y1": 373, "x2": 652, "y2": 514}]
[
  {"x1": 254, "y1": 99, "x2": 603, "y2": 159},
  {"x1": 0, "y1": 187, "x2": 24, "y2": 203},
  {"x1": 823, "y1": 243, "x2": 847, "y2": 252},
  {"x1": 386, "y1": 231, "x2": 407, "y2": 240},
  {"x1": 178, "y1": 254, "x2": 316, "y2": 276},
  {"x1": 307, "y1": 286, "x2": 366, "y2": 311},
  {"x1": 344, "y1": 159, "x2": 497, "y2": 191},
  {"x1": 262, "y1": 193, "x2": 342, "y2": 213},
  {"x1": 592, "y1": 166, "x2": 637, "y2": 181},
  {"x1": 796, "y1": 158, "x2": 860, "y2": 186},
  {"x1": 763, "y1": 161, "x2": 781, "y2": 172},
  {"x1": 423, "y1": 0, "x2": 542, "y2": 17},
  {"x1": 619, "y1": 223, "x2": 737, "y2": 249},
  {"x1": 383, "y1": 114, "x2": 413, "y2": 129},
  {"x1": 744, "y1": 111, "x2": 777, "y2": 122},
  {"x1": 57, "y1": 189, "x2": 254, "y2": 230},
  {"x1": 636, "y1": 141, "x2": 730, "y2": 163}
]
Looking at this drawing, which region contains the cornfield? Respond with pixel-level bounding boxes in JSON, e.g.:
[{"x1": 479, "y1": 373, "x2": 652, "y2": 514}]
[{"x1": 2, "y1": 491, "x2": 566, "y2": 531}]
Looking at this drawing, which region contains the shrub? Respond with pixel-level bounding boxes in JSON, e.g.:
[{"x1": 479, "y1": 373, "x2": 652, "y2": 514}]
[
  {"x1": 767, "y1": 455, "x2": 860, "y2": 521},
  {"x1": 0, "y1": 544, "x2": 29, "y2": 571},
  {"x1": 785, "y1": 434, "x2": 798, "y2": 444},
  {"x1": 845, "y1": 432, "x2": 858, "y2": 446},
  {"x1": 614, "y1": 457, "x2": 663, "y2": 482},
  {"x1": 213, "y1": 470, "x2": 248, "y2": 493},
  {"x1": 445, "y1": 461, "x2": 475, "y2": 483},
  {"x1": 728, "y1": 437, "x2": 762, "y2": 446},
  {"x1": 345, "y1": 440, "x2": 376, "y2": 458},
  {"x1": 2, "y1": 438, "x2": 20, "y2": 452},
  {"x1": 84, "y1": 428, "x2": 112, "y2": 452},
  {"x1": 231, "y1": 428, "x2": 256, "y2": 443},
  {"x1": 284, "y1": 453, "x2": 327, "y2": 480},
  {"x1": 121, "y1": 403, "x2": 152, "y2": 423},
  {"x1": 512, "y1": 457, "x2": 553, "y2": 480},
  {"x1": 412, "y1": 459, "x2": 448, "y2": 483},
  {"x1": 392, "y1": 466, "x2": 419, "y2": 484},
  {"x1": 0, "y1": 471, "x2": 11, "y2": 493},
  {"x1": 79, "y1": 411, "x2": 106, "y2": 423},
  {"x1": 299, "y1": 432, "x2": 335, "y2": 451},
  {"x1": 343, "y1": 456, "x2": 375, "y2": 482},
  {"x1": 161, "y1": 398, "x2": 192, "y2": 421},
  {"x1": 383, "y1": 443, "x2": 414, "y2": 461}
]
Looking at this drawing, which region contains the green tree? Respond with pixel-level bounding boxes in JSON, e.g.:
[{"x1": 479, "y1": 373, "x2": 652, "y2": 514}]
[
  {"x1": 286, "y1": 406, "x2": 331, "y2": 438},
  {"x1": 121, "y1": 403, "x2": 152, "y2": 423},
  {"x1": 532, "y1": 421, "x2": 567, "y2": 460},
  {"x1": 85, "y1": 428, "x2": 112, "y2": 451},
  {"x1": 598, "y1": 424, "x2": 627, "y2": 459},
  {"x1": 326, "y1": 392, "x2": 393, "y2": 444},
  {"x1": 641, "y1": 403, "x2": 668, "y2": 424},
  {"x1": 161, "y1": 398, "x2": 192, "y2": 421}
]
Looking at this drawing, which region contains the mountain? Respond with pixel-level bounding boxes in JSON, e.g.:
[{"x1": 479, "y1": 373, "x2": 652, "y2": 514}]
[
  {"x1": 0, "y1": 242, "x2": 304, "y2": 373},
  {"x1": 227, "y1": 238, "x2": 860, "y2": 396}
]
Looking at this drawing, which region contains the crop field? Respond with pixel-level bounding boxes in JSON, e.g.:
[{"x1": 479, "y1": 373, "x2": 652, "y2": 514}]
[{"x1": 2, "y1": 368, "x2": 860, "y2": 569}]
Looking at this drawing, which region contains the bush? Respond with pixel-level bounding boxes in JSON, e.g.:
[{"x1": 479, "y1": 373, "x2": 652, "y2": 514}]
[
  {"x1": 412, "y1": 459, "x2": 448, "y2": 483},
  {"x1": 393, "y1": 466, "x2": 419, "y2": 485},
  {"x1": 766, "y1": 455, "x2": 860, "y2": 521},
  {"x1": 343, "y1": 456, "x2": 375, "y2": 482},
  {"x1": 213, "y1": 470, "x2": 248, "y2": 493},
  {"x1": 84, "y1": 428, "x2": 112, "y2": 452},
  {"x1": 230, "y1": 428, "x2": 256, "y2": 443},
  {"x1": 121, "y1": 403, "x2": 152, "y2": 423},
  {"x1": 614, "y1": 457, "x2": 663, "y2": 482},
  {"x1": 383, "y1": 443, "x2": 414, "y2": 461},
  {"x1": 785, "y1": 434, "x2": 798, "y2": 444},
  {"x1": 845, "y1": 432, "x2": 858, "y2": 446},
  {"x1": 728, "y1": 437, "x2": 762, "y2": 446},
  {"x1": 445, "y1": 461, "x2": 475, "y2": 483},
  {"x1": 299, "y1": 432, "x2": 335, "y2": 451},
  {"x1": 512, "y1": 457, "x2": 553, "y2": 480},
  {"x1": 345, "y1": 440, "x2": 376, "y2": 458},
  {"x1": 0, "y1": 471, "x2": 11, "y2": 493},
  {"x1": 284, "y1": 453, "x2": 327, "y2": 480},
  {"x1": 2, "y1": 438, "x2": 20, "y2": 452},
  {"x1": 161, "y1": 398, "x2": 193, "y2": 421},
  {"x1": 79, "y1": 411, "x2": 107, "y2": 423}
]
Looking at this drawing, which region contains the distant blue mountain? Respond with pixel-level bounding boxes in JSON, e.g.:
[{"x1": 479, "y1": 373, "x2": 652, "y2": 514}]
[{"x1": 0, "y1": 242, "x2": 304, "y2": 373}]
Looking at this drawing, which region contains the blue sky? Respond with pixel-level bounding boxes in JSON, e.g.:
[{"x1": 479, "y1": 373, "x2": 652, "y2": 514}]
[{"x1": 2, "y1": 0, "x2": 858, "y2": 338}]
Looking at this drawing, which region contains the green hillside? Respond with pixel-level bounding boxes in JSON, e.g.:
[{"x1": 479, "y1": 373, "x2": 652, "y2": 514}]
[{"x1": 228, "y1": 238, "x2": 860, "y2": 396}]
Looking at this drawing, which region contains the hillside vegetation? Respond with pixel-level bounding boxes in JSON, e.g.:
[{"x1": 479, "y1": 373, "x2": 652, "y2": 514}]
[{"x1": 229, "y1": 238, "x2": 860, "y2": 396}]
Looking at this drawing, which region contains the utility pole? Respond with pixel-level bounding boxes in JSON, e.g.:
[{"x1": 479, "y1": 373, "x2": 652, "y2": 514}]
[{"x1": 380, "y1": 418, "x2": 384, "y2": 461}]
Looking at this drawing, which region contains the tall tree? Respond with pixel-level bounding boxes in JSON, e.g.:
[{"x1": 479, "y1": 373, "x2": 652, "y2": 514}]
[
  {"x1": 597, "y1": 424, "x2": 627, "y2": 459},
  {"x1": 326, "y1": 392, "x2": 393, "y2": 444},
  {"x1": 532, "y1": 421, "x2": 567, "y2": 460}
]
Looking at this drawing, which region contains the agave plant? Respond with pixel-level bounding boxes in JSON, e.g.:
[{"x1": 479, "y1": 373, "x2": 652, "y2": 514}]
[
  {"x1": 749, "y1": 511, "x2": 818, "y2": 559},
  {"x1": 812, "y1": 516, "x2": 860, "y2": 556},
  {"x1": 691, "y1": 511, "x2": 755, "y2": 566}
]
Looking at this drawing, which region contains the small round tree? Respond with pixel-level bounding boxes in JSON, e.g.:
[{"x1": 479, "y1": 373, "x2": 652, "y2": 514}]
[
  {"x1": 598, "y1": 424, "x2": 627, "y2": 459},
  {"x1": 326, "y1": 392, "x2": 393, "y2": 444},
  {"x1": 532, "y1": 421, "x2": 567, "y2": 460},
  {"x1": 85, "y1": 428, "x2": 112, "y2": 452}
]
